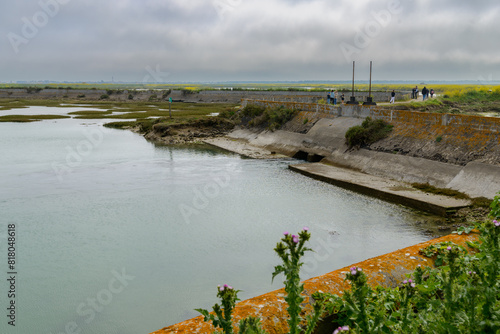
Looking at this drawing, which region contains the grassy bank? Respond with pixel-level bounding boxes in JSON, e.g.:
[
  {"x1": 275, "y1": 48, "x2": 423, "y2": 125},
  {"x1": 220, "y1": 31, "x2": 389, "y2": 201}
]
[
  {"x1": 0, "y1": 114, "x2": 71, "y2": 122},
  {"x1": 386, "y1": 88, "x2": 500, "y2": 116}
]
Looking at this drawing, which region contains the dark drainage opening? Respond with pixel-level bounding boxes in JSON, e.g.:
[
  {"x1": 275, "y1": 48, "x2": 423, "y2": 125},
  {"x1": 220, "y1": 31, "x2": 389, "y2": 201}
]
[
  {"x1": 307, "y1": 154, "x2": 325, "y2": 162},
  {"x1": 292, "y1": 150, "x2": 309, "y2": 161},
  {"x1": 292, "y1": 150, "x2": 324, "y2": 162}
]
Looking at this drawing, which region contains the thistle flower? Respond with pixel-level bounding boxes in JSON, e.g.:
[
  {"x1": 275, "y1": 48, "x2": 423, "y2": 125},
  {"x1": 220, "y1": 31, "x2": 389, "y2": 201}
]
[
  {"x1": 333, "y1": 325, "x2": 349, "y2": 334},
  {"x1": 447, "y1": 246, "x2": 452, "y2": 251},
  {"x1": 292, "y1": 235, "x2": 299, "y2": 243},
  {"x1": 303, "y1": 226, "x2": 309, "y2": 231},
  {"x1": 494, "y1": 220, "x2": 500, "y2": 227},
  {"x1": 284, "y1": 231, "x2": 289, "y2": 236}
]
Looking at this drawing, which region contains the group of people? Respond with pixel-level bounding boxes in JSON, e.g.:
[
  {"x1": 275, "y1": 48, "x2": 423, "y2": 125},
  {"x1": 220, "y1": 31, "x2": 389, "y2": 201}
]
[
  {"x1": 327, "y1": 90, "x2": 344, "y2": 105},
  {"x1": 326, "y1": 86, "x2": 436, "y2": 105},
  {"x1": 411, "y1": 86, "x2": 435, "y2": 100},
  {"x1": 390, "y1": 86, "x2": 435, "y2": 104}
]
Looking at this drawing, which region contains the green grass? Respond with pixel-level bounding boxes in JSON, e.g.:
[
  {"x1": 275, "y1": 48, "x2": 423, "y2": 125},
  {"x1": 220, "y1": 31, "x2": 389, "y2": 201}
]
[
  {"x1": 103, "y1": 121, "x2": 139, "y2": 129},
  {"x1": 345, "y1": 117, "x2": 393, "y2": 148},
  {"x1": 237, "y1": 105, "x2": 297, "y2": 131},
  {"x1": 0, "y1": 115, "x2": 71, "y2": 122},
  {"x1": 67, "y1": 110, "x2": 113, "y2": 116},
  {"x1": 392, "y1": 89, "x2": 500, "y2": 115},
  {"x1": 0, "y1": 99, "x2": 75, "y2": 109},
  {"x1": 408, "y1": 98, "x2": 443, "y2": 109}
]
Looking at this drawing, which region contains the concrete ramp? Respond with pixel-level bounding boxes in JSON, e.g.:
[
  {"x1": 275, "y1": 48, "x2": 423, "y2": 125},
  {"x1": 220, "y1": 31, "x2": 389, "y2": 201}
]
[
  {"x1": 290, "y1": 163, "x2": 471, "y2": 216},
  {"x1": 447, "y1": 162, "x2": 500, "y2": 199}
]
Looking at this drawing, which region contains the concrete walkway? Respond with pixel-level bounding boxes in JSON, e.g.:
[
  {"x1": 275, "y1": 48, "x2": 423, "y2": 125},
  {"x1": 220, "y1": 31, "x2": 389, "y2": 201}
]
[{"x1": 290, "y1": 162, "x2": 471, "y2": 216}]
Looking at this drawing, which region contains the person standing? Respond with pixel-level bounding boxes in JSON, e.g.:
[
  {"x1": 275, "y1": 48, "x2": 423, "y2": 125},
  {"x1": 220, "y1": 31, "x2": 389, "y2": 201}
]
[
  {"x1": 341, "y1": 93, "x2": 345, "y2": 104},
  {"x1": 412, "y1": 87, "x2": 416, "y2": 99},
  {"x1": 327, "y1": 91, "x2": 331, "y2": 104},
  {"x1": 390, "y1": 90, "x2": 396, "y2": 103},
  {"x1": 334, "y1": 90, "x2": 339, "y2": 105},
  {"x1": 430, "y1": 89, "x2": 434, "y2": 98},
  {"x1": 415, "y1": 86, "x2": 419, "y2": 99},
  {"x1": 422, "y1": 87, "x2": 428, "y2": 101}
]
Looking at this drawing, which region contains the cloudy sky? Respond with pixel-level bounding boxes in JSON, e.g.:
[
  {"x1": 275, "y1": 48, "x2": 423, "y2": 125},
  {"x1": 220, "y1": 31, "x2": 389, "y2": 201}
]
[{"x1": 1, "y1": 0, "x2": 499, "y2": 83}]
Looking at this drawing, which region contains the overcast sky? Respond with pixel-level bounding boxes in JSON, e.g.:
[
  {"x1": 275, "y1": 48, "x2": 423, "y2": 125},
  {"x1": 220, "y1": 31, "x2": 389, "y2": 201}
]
[{"x1": 1, "y1": 0, "x2": 499, "y2": 83}]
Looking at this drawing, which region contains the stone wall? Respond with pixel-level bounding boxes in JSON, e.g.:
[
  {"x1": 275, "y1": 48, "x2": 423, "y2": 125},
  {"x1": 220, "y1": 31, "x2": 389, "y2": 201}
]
[
  {"x1": 0, "y1": 88, "x2": 408, "y2": 103},
  {"x1": 243, "y1": 99, "x2": 500, "y2": 167}
]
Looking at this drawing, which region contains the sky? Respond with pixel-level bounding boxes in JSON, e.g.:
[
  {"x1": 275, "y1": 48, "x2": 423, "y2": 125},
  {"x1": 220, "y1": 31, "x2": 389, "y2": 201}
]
[{"x1": 1, "y1": 0, "x2": 500, "y2": 83}]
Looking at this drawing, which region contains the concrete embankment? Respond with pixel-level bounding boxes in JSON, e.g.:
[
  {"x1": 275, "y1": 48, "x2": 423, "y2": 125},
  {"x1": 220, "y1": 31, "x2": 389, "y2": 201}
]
[
  {"x1": 205, "y1": 124, "x2": 472, "y2": 216},
  {"x1": 151, "y1": 233, "x2": 479, "y2": 334},
  {"x1": 206, "y1": 103, "x2": 500, "y2": 202}
]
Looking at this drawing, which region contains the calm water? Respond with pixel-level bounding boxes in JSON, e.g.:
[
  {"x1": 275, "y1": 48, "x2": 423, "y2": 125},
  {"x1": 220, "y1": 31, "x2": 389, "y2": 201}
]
[{"x1": 0, "y1": 109, "x2": 435, "y2": 334}]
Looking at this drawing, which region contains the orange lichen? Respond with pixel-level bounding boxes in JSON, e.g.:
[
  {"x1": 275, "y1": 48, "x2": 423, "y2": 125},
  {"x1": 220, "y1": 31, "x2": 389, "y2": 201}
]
[{"x1": 150, "y1": 233, "x2": 479, "y2": 334}]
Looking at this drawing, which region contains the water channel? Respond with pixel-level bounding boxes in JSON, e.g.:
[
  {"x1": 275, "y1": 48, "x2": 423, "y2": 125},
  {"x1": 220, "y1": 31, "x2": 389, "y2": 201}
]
[{"x1": 0, "y1": 107, "x2": 439, "y2": 333}]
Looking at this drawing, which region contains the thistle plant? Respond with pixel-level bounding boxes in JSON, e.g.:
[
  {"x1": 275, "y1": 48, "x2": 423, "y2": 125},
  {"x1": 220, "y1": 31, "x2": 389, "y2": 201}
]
[
  {"x1": 489, "y1": 191, "x2": 500, "y2": 219},
  {"x1": 461, "y1": 270, "x2": 482, "y2": 333},
  {"x1": 398, "y1": 278, "x2": 417, "y2": 332},
  {"x1": 476, "y1": 219, "x2": 500, "y2": 331},
  {"x1": 238, "y1": 316, "x2": 267, "y2": 334},
  {"x1": 196, "y1": 284, "x2": 239, "y2": 334},
  {"x1": 441, "y1": 245, "x2": 462, "y2": 322},
  {"x1": 272, "y1": 227, "x2": 323, "y2": 334},
  {"x1": 343, "y1": 267, "x2": 385, "y2": 333}
]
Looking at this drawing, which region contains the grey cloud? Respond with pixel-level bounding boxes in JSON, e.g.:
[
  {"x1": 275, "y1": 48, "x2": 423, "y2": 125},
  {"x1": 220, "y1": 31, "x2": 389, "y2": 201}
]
[{"x1": 1, "y1": 0, "x2": 499, "y2": 82}]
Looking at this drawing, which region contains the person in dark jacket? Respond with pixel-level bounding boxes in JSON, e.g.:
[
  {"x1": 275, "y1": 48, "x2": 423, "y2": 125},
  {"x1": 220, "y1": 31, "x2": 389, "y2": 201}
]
[{"x1": 422, "y1": 87, "x2": 429, "y2": 101}]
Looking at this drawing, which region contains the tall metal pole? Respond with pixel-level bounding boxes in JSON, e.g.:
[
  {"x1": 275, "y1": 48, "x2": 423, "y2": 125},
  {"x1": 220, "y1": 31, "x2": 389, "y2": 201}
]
[
  {"x1": 369, "y1": 61, "x2": 372, "y2": 98},
  {"x1": 351, "y1": 61, "x2": 355, "y2": 98},
  {"x1": 363, "y1": 61, "x2": 376, "y2": 105},
  {"x1": 347, "y1": 61, "x2": 359, "y2": 105}
]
